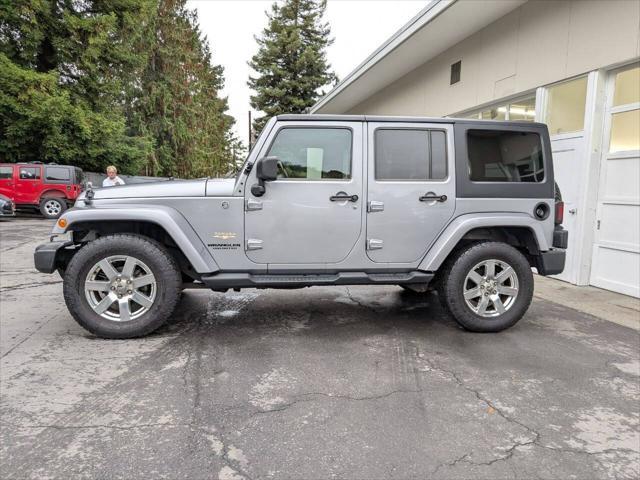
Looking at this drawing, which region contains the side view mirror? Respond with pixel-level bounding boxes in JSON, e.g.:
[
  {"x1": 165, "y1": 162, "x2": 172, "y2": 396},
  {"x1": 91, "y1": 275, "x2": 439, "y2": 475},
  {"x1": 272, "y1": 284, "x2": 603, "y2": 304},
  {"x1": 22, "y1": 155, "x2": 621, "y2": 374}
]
[{"x1": 251, "y1": 156, "x2": 279, "y2": 196}]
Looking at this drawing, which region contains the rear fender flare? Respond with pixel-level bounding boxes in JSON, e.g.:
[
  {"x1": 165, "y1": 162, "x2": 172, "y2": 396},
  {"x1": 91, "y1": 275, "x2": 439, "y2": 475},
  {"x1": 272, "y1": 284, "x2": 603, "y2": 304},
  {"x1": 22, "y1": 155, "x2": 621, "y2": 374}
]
[
  {"x1": 419, "y1": 213, "x2": 550, "y2": 271},
  {"x1": 53, "y1": 205, "x2": 219, "y2": 274}
]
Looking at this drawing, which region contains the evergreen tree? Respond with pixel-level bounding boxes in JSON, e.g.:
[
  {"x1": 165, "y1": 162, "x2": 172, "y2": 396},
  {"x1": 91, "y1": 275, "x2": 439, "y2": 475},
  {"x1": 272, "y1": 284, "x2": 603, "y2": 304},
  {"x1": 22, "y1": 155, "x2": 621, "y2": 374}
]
[
  {"x1": 248, "y1": 0, "x2": 337, "y2": 135},
  {"x1": 1, "y1": 0, "x2": 240, "y2": 177},
  {"x1": 0, "y1": 0, "x2": 152, "y2": 173},
  {"x1": 128, "y1": 0, "x2": 238, "y2": 178}
]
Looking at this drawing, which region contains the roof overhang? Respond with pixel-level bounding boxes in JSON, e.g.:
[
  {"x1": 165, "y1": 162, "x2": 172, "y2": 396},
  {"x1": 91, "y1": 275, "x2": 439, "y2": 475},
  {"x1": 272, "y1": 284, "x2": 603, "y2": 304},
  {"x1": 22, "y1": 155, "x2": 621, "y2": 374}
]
[{"x1": 311, "y1": 0, "x2": 527, "y2": 114}]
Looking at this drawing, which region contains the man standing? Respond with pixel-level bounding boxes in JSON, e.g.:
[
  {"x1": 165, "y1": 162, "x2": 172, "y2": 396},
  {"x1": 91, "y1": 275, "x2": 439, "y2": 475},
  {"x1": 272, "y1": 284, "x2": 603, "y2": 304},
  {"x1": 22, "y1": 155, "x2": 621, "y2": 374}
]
[{"x1": 102, "y1": 166, "x2": 125, "y2": 187}]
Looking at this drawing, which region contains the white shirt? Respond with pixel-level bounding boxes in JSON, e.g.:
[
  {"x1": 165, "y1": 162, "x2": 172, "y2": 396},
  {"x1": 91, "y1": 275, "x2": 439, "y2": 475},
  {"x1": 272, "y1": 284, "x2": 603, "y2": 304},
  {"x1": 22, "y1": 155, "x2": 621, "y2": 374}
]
[{"x1": 102, "y1": 176, "x2": 125, "y2": 187}]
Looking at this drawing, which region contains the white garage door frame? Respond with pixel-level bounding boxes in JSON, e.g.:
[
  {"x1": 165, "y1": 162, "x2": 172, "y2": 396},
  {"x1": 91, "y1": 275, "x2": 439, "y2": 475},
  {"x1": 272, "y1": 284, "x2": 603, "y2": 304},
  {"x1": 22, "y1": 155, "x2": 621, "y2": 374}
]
[
  {"x1": 590, "y1": 62, "x2": 640, "y2": 298},
  {"x1": 535, "y1": 70, "x2": 607, "y2": 286}
]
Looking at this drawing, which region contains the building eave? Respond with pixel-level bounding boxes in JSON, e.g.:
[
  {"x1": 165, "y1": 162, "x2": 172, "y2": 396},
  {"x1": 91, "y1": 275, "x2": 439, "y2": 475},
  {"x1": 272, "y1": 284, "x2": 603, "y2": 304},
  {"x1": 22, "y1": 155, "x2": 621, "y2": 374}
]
[{"x1": 311, "y1": 0, "x2": 527, "y2": 114}]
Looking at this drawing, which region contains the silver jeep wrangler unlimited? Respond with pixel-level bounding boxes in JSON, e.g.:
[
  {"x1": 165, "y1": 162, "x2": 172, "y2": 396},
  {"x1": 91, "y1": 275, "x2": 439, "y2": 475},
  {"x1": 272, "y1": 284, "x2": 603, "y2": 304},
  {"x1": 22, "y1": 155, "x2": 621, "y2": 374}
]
[{"x1": 35, "y1": 115, "x2": 567, "y2": 338}]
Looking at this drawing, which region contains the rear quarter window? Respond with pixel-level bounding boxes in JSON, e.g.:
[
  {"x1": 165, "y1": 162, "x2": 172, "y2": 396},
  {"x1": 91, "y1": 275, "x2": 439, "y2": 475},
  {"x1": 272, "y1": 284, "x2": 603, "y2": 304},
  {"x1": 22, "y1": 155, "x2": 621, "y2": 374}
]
[
  {"x1": 45, "y1": 166, "x2": 71, "y2": 182},
  {"x1": 467, "y1": 130, "x2": 544, "y2": 182}
]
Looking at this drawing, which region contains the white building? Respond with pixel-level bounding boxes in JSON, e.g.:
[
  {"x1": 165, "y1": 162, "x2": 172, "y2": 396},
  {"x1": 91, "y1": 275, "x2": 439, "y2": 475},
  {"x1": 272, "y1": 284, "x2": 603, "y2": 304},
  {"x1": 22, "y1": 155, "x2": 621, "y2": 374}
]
[{"x1": 312, "y1": 0, "x2": 640, "y2": 297}]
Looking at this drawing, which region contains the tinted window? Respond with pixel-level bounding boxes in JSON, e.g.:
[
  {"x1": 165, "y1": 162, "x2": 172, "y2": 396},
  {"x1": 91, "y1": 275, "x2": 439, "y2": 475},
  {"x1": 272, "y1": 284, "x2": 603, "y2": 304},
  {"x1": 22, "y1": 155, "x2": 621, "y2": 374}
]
[
  {"x1": 375, "y1": 129, "x2": 447, "y2": 180},
  {"x1": 467, "y1": 130, "x2": 544, "y2": 182},
  {"x1": 0, "y1": 166, "x2": 12, "y2": 179},
  {"x1": 267, "y1": 128, "x2": 352, "y2": 180},
  {"x1": 45, "y1": 166, "x2": 71, "y2": 182},
  {"x1": 19, "y1": 167, "x2": 41, "y2": 180}
]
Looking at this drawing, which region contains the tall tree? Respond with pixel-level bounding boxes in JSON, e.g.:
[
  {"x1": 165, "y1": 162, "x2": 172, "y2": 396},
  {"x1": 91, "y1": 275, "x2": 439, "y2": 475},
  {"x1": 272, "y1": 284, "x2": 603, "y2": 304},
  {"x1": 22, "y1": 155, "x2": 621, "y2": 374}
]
[
  {"x1": 248, "y1": 0, "x2": 337, "y2": 135},
  {"x1": 0, "y1": 0, "x2": 152, "y2": 173},
  {"x1": 127, "y1": 0, "x2": 238, "y2": 178},
  {"x1": 1, "y1": 0, "x2": 240, "y2": 177}
]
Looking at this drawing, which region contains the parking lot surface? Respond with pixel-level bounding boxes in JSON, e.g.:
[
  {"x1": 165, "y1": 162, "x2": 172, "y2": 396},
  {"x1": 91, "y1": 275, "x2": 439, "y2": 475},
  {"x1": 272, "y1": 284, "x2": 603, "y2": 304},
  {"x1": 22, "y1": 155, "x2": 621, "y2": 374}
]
[{"x1": 1, "y1": 218, "x2": 639, "y2": 479}]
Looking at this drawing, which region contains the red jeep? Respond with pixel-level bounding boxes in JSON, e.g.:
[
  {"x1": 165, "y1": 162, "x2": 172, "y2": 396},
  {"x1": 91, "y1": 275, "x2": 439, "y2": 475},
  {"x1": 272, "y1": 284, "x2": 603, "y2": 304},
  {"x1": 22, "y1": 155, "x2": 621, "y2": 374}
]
[{"x1": 0, "y1": 163, "x2": 84, "y2": 219}]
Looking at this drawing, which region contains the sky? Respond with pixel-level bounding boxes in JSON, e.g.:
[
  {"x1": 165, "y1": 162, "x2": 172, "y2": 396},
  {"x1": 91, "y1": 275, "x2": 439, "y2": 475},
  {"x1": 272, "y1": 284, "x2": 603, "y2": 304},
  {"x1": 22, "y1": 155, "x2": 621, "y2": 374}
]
[{"x1": 187, "y1": 0, "x2": 428, "y2": 145}]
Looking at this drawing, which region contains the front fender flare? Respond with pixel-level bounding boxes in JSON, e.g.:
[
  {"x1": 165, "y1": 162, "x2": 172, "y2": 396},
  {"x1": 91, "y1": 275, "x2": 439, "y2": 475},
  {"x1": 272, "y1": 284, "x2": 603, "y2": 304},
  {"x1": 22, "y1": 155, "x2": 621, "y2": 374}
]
[
  {"x1": 419, "y1": 213, "x2": 550, "y2": 272},
  {"x1": 53, "y1": 205, "x2": 219, "y2": 274}
]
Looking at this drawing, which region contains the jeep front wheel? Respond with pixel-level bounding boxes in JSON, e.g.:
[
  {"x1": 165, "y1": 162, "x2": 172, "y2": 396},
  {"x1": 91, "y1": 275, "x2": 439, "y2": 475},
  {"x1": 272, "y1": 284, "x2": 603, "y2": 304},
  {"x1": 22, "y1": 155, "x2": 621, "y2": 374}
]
[
  {"x1": 39, "y1": 197, "x2": 67, "y2": 219},
  {"x1": 438, "y1": 242, "x2": 534, "y2": 332},
  {"x1": 63, "y1": 234, "x2": 182, "y2": 338}
]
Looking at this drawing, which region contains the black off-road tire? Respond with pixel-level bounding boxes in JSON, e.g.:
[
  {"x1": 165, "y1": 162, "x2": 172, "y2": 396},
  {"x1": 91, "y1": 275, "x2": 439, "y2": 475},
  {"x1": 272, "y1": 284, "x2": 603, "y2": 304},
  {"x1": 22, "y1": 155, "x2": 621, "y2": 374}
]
[
  {"x1": 438, "y1": 241, "x2": 534, "y2": 332},
  {"x1": 63, "y1": 234, "x2": 182, "y2": 339},
  {"x1": 39, "y1": 197, "x2": 67, "y2": 219}
]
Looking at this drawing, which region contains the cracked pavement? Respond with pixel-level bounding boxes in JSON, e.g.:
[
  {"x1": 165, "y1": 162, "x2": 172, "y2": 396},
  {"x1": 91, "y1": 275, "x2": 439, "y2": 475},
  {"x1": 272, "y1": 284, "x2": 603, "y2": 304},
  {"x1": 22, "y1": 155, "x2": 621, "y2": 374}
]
[{"x1": 1, "y1": 218, "x2": 639, "y2": 479}]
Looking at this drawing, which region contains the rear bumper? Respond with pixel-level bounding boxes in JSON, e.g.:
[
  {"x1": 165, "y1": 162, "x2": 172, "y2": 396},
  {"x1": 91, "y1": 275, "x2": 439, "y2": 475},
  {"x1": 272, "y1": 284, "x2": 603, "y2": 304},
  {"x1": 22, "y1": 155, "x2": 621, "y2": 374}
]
[
  {"x1": 34, "y1": 241, "x2": 72, "y2": 274},
  {"x1": 537, "y1": 248, "x2": 566, "y2": 276}
]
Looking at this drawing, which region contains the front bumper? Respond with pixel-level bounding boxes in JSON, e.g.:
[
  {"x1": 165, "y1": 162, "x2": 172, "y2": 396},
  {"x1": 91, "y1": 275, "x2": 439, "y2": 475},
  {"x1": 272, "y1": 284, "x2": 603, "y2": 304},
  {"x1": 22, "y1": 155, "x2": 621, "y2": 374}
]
[
  {"x1": 537, "y1": 248, "x2": 566, "y2": 276},
  {"x1": 34, "y1": 241, "x2": 73, "y2": 274}
]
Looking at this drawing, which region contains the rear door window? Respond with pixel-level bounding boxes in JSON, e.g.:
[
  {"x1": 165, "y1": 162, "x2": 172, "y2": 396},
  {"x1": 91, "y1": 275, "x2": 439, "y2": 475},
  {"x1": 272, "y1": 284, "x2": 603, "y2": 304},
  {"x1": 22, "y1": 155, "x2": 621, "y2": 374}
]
[
  {"x1": 0, "y1": 166, "x2": 13, "y2": 179},
  {"x1": 45, "y1": 166, "x2": 71, "y2": 182},
  {"x1": 374, "y1": 129, "x2": 447, "y2": 180},
  {"x1": 19, "y1": 167, "x2": 41, "y2": 180},
  {"x1": 467, "y1": 130, "x2": 544, "y2": 182}
]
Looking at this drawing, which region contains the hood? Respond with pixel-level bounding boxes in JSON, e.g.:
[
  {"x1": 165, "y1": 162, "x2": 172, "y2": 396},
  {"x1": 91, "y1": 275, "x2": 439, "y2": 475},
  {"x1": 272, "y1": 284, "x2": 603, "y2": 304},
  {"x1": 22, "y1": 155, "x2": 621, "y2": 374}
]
[
  {"x1": 205, "y1": 178, "x2": 236, "y2": 196},
  {"x1": 89, "y1": 179, "x2": 208, "y2": 200}
]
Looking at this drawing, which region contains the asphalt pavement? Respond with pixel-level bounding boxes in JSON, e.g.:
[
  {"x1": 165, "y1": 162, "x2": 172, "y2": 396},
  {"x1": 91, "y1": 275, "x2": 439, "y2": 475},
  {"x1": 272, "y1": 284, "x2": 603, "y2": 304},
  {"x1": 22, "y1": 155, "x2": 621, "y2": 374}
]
[{"x1": 1, "y1": 217, "x2": 639, "y2": 479}]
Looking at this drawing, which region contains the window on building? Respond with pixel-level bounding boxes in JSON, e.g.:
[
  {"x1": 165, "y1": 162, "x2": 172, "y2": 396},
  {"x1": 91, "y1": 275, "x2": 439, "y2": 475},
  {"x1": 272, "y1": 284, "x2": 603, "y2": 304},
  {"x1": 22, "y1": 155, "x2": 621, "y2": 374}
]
[
  {"x1": 467, "y1": 130, "x2": 544, "y2": 183},
  {"x1": 609, "y1": 65, "x2": 639, "y2": 153},
  {"x1": 610, "y1": 109, "x2": 640, "y2": 153},
  {"x1": 461, "y1": 96, "x2": 536, "y2": 122},
  {"x1": 481, "y1": 106, "x2": 507, "y2": 121},
  {"x1": 612, "y1": 66, "x2": 640, "y2": 107},
  {"x1": 19, "y1": 167, "x2": 40, "y2": 180},
  {"x1": 267, "y1": 128, "x2": 352, "y2": 180},
  {"x1": 0, "y1": 166, "x2": 12, "y2": 179},
  {"x1": 450, "y1": 61, "x2": 461, "y2": 85},
  {"x1": 545, "y1": 76, "x2": 588, "y2": 135},
  {"x1": 508, "y1": 97, "x2": 537, "y2": 121},
  {"x1": 375, "y1": 129, "x2": 447, "y2": 180},
  {"x1": 45, "y1": 166, "x2": 71, "y2": 182}
]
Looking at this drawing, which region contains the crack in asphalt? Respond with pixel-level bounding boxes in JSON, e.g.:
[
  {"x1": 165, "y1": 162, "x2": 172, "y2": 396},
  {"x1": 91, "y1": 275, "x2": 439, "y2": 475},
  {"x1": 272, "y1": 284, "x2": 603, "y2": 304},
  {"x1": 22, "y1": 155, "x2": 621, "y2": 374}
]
[
  {"x1": 420, "y1": 354, "x2": 636, "y2": 474},
  {"x1": 344, "y1": 286, "x2": 379, "y2": 313},
  {"x1": 1, "y1": 280, "x2": 62, "y2": 292},
  {"x1": 251, "y1": 388, "x2": 423, "y2": 415}
]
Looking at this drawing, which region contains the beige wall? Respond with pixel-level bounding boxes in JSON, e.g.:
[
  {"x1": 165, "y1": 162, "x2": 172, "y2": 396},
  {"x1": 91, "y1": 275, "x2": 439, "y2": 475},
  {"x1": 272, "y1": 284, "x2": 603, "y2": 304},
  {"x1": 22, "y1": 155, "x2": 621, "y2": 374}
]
[{"x1": 346, "y1": 0, "x2": 640, "y2": 116}]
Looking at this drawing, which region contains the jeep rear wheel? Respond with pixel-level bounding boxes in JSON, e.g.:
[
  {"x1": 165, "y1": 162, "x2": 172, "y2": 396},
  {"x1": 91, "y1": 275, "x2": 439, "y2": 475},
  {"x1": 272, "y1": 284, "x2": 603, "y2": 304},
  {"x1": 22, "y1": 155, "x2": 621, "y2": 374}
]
[
  {"x1": 63, "y1": 234, "x2": 182, "y2": 339},
  {"x1": 39, "y1": 197, "x2": 67, "y2": 219},
  {"x1": 438, "y1": 242, "x2": 533, "y2": 332}
]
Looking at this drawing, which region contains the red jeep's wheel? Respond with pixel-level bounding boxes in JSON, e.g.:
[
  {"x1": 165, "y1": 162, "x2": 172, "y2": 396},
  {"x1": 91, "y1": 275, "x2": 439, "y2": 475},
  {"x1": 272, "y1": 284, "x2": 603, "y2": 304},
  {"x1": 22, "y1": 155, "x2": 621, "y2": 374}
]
[{"x1": 39, "y1": 197, "x2": 67, "y2": 219}]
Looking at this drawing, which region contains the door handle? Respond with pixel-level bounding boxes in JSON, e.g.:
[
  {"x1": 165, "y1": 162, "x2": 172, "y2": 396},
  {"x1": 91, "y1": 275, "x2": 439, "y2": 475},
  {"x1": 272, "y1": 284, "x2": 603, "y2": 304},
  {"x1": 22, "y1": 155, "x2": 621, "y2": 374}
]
[
  {"x1": 330, "y1": 192, "x2": 358, "y2": 202},
  {"x1": 419, "y1": 193, "x2": 447, "y2": 202}
]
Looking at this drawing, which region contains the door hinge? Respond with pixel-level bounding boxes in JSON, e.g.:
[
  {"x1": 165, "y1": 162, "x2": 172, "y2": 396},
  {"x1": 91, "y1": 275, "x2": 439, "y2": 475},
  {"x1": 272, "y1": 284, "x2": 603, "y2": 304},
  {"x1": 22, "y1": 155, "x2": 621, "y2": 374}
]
[
  {"x1": 367, "y1": 238, "x2": 384, "y2": 250},
  {"x1": 245, "y1": 198, "x2": 263, "y2": 211},
  {"x1": 597, "y1": 220, "x2": 601, "y2": 230},
  {"x1": 246, "y1": 239, "x2": 263, "y2": 251},
  {"x1": 367, "y1": 200, "x2": 384, "y2": 213}
]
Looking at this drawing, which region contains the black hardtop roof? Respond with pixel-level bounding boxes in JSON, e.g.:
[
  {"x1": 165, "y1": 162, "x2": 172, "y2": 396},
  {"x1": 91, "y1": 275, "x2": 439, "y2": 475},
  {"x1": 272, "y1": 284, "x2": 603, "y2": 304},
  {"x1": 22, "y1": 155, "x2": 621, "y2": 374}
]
[{"x1": 276, "y1": 114, "x2": 546, "y2": 129}]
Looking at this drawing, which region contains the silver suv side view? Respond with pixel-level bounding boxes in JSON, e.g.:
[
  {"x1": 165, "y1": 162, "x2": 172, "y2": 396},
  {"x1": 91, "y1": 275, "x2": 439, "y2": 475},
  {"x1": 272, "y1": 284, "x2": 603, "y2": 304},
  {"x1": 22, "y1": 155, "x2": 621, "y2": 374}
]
[{"x1": 34, "y1": 115, "x2": 567, "y2": 338}]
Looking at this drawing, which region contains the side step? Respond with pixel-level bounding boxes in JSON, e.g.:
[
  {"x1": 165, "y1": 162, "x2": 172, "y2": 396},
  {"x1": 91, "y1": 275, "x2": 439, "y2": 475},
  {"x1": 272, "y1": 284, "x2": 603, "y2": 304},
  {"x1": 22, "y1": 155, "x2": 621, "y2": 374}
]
[{"x1": 201, "y1": 271, "x2": 433, "y2": 289}]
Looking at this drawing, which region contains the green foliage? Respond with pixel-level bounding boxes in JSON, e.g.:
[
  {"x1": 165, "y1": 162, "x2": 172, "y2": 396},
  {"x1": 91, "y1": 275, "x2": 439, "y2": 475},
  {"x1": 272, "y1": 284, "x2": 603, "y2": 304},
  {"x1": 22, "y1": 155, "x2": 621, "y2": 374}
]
[
  {"x1": 128, "y1": 0, "x2": 238, "y2": 178},
  {"x1": 248, "y1": 0, "x2": 337, "y2": 135},
  {"x1": 0, "y1": 0, "x2": 240, "y2": 177}
]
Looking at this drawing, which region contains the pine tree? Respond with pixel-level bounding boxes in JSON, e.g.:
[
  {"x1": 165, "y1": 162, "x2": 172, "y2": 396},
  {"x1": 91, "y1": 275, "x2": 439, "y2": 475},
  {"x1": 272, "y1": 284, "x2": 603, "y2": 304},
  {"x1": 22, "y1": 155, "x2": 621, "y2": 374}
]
[
  {"x1": 127, "y1": 0, "x2": 239, "y2": 178},
  {"x1": 248, "y1": 0, "x2": 337, "y2": 135},
  {"x1": 1, "y1": 0, "x2": 239, "y2": 177}
]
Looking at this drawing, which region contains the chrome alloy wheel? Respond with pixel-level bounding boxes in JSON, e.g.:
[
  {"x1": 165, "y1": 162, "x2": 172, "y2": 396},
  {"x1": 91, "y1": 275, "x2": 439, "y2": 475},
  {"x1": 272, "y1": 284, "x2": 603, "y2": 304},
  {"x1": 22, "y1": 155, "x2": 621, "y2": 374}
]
[
  {"x1": 463, "y1": 259, "x2": 519, "y2": 317},
  {"x1": 44, "y1": 199, "x2": 62, "y2": 217},
  {"x1": 84, "y1": 255, "x2": 156, "y2": 322}
]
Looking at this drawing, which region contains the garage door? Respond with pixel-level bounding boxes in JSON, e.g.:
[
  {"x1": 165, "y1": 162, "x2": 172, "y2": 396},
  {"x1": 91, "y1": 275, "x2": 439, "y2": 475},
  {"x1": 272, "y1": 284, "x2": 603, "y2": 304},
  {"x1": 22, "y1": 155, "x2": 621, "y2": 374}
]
[{"x1": 590, "y1": 64, "x2": 640, "y2": 297}]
